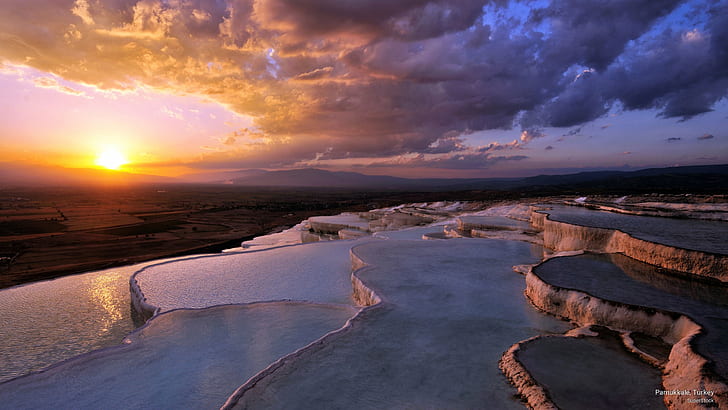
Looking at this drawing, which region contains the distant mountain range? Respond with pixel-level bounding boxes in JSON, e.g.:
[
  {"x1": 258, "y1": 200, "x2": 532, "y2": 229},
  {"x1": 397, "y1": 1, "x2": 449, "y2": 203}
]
[
  {"x1": 229, "y1": 168, "x2": 429, "y2": 188},
  {"x1": 513, "y1": 164, "x2": 728, "y2": 194},
  {"x1": 1, "y1": 161, "x2": 726, "y2": 194},
  {"x1": 225, "y1": 164, "x2": 728, "y2": 193}
]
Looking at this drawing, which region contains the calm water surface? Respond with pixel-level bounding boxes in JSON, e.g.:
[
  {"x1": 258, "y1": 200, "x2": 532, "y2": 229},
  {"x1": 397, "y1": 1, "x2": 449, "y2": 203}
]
[
  {"x1": 542, "y1": 205, "x2": 728, "y2": 254},
  {"x1": 0, "y1": 256, "x2": 202, "y2": 382},
  {"x1": 0, "y1": 303, "x2": 357, "y2": 409}
]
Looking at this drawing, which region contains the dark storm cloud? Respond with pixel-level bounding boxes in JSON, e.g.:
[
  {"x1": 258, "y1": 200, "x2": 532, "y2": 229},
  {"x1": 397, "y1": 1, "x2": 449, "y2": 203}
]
[
  {"x1": 523, "y1": 72, "x2": 610, "y2": 128},
  {"x1": 256, "y1": 0, "x2": 493, "y2": 42},
  {"x1": 531, "y1": 2, "x2": 728, "y2": 128},
  {"x1": 603, "y1": 18, "x2": 728, "y2": 120},
  {"x1": 1, "y1": 0, "x2": 726, "y2": 170},
  {"x1": 529, "y1": 0, "x2": 681, "y2": 71}
]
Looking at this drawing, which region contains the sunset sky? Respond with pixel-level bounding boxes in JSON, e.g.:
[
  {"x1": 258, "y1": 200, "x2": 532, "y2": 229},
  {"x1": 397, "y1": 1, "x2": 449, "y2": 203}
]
[{"x1": 1, "y1": 0, "x2": 727, "y2": 178}]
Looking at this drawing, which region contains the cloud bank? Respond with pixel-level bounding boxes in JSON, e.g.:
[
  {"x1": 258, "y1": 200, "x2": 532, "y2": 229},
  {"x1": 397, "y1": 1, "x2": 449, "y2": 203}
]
[{"x1": 1, "y1": 0, "x2": 726, "y2": 170}]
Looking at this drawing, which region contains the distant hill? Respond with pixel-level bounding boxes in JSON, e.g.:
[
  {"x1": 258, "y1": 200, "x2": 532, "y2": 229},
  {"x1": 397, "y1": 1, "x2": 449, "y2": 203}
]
[
  {"x1": 179, "y1": 169, "x2": 267, "y2": 184},
  {"x1": 230, "y1": 168, "x2": 419, "y2": 188},
  {"x1": 515, "y1": 164, "x2": 728, "y2": 194},
  {"x1": 227, "y1": 164, "x2": 728, "y2": 193},
  {"x1": 2, "y1": 161, "x2": 726, "y2": 193},
  {"x1": 228, "y1": 167, "x2": 524, "y2": 190},
  {"x1": 520, "y1": 164, "x2": 728, "y2": 186}
]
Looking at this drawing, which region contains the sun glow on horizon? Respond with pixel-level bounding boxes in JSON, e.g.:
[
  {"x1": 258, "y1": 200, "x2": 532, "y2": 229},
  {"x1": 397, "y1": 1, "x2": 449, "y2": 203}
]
[{"x1": 95, "y1": 147, "x2": 129, "y2": 170}]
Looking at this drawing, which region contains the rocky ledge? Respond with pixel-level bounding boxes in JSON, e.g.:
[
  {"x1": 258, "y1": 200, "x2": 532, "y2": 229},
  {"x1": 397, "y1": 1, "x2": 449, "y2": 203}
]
[
  {"x1": 530, "y1": 206, "x2": 728, "y2": 282},
  {"x1": 516, "y1": 258, "x2": 727, "y2": 409}
]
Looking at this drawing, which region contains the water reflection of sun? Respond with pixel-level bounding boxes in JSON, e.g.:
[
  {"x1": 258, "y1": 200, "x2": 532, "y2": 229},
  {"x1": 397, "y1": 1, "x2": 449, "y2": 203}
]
[{"x1": 88, "y1": 274, "x2": 123, "y2": 333}]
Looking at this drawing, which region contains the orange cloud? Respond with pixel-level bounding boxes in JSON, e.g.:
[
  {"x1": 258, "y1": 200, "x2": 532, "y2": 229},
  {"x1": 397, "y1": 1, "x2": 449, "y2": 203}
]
[
  {"x1": 32, "y1": 76, "x2": 88, "y2": 97},
  {"x1": 1, "y1": 0, "x2": 725, "y2": 173}
]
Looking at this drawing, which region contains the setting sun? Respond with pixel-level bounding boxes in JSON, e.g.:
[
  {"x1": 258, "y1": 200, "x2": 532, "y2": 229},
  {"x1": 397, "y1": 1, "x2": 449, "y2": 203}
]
[{"x1": 95, "y1": 148, "x2": 128, "y2": 170}]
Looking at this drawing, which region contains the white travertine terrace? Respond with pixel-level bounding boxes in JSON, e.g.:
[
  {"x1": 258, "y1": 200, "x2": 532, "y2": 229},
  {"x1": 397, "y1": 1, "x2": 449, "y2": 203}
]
[
  {"x1": 224, "y1": 239, "x2": 569, "y2": 409},
  {"x1": 499, "y1": 335, "x2": 559, "y2": 410},
  {"x1": 240, "y1": 221, "x2": 309, "y2": 250},
  {"x1": 308, "y1": 213, "x2": 372, "y2": 234},
  {"x1": 590, "y1": 201, "x2": 728, "y2": 221},
  {"x1": 522, "y1": 261, "x2": 728, "y2": 409},
  {"x1": 0, "y1": 302, "x2": 357, "y2": 410},
  {"x1": 496, "y1": 203, "x2": 728, "y2": 409},
  {"x1": 501, "y1": 327, "x2": 666, "y2": 410},
  {"x1": 457, "y1": 215, "x2": 533, "y2": 232},
  {"x1": 131, "y1": 201, "x2": 479, "y2": 318},
  {"x1": 4, "y1": 199, "x2": 726, "y2": 409},
  {"x1": 131, "y1": 239, "x2": 372, "y2": 314},
  {"x1": 531, "y1": 206, "x2": 728, "y2": 281}
]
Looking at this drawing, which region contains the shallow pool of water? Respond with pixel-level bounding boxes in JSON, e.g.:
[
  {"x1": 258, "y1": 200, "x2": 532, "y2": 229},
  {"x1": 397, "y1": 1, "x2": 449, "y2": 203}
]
[
  {"x1": 541, "y1": 205, "x2": 728, "y2": 254},
  {"x1": 0, "y1": 303, "x2": 356, "y2": 409},
  {"x1": 0, "y1": 255, "x2": 212, "y2": 382},
  {"x1": 135, "y1": 239, "x2": 373, "y2": 312},
  {"x1": 518, "y1": 331, "x2": 665, "y2": 410},
  {"x1": 534, "y1": 253, "x2": 728, "y2": 379},
  {"x1": 233, "y1": 239, "x2": 571, "y2": 409}
]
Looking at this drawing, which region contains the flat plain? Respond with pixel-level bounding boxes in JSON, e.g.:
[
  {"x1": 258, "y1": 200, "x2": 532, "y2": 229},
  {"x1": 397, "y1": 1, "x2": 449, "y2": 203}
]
[{"x1": 0, "y1": 185, "x2": 513, "y2": 289}]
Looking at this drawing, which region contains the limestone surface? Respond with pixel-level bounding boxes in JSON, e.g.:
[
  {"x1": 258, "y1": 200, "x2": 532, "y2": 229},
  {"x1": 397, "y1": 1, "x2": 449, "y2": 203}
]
[
  {"x1": 457, "y1": 215, "x2": 533, "y2": 232},
  {"x1": 533, "y1": 205, "x2": 728, "y2": 280},
  {"x1": 515, "y1": 329, "x2": 665, "y2": 410},
  {"x1": 228, "y1": 239, "x2": 569, "y2": 409},
  {"x1": 528, "y1": 253, "x2": 728, "y2": 408},
  {"x1": 0, "y1": 255, "x2": 213, "y2": 383},
  {"x1": 133, "y1": 239, "x2": 373, "y2": 312},
  {"x1": 308, "y1": 213, "x2": 371, "y2": 234},
  {"x1": 539, "y1": 205, "x2": 727, "y2": 255},
  {"x1": 0, "y1": 303, "x2": 356, "y2": 410}
]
